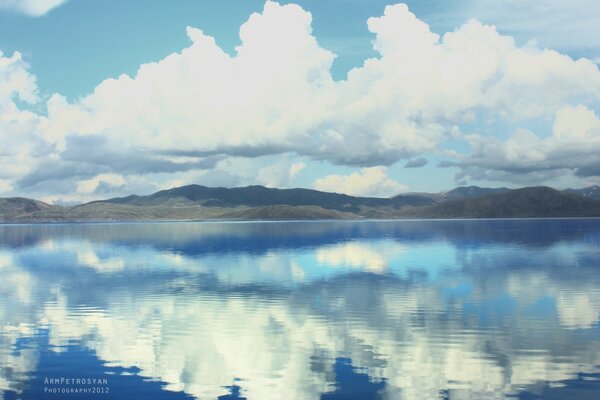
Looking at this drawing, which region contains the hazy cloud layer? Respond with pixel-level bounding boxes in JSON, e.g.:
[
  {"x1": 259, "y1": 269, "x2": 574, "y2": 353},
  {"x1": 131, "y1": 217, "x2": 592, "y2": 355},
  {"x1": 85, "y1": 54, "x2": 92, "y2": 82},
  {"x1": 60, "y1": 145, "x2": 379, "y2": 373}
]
[
  {"x1": 404, "y1": 158, "x2": 428, "y2": 168},
  {"x1": 467, "y1": 0, "x2": 600, "y2": 55},
  {"x1": 1, "y1": 1, "x2": 600, "y2": 200},
  {"x1": 0, "y1": 0, "x2": 68, "y2": 16}
]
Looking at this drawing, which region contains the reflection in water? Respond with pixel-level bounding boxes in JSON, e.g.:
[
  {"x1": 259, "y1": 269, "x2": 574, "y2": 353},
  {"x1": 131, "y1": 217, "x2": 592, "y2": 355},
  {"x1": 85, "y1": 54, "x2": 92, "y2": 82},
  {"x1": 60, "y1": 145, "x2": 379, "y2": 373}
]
[{"x1": 0, "y1": 220, "x2": 600, "y2": 399}]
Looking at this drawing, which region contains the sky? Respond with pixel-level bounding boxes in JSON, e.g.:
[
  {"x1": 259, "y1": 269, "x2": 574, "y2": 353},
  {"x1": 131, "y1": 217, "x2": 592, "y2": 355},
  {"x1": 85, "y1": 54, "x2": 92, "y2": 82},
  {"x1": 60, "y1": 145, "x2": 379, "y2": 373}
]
[{"x1": 1, "y1": 0, "x2": 600, "y2": 203}]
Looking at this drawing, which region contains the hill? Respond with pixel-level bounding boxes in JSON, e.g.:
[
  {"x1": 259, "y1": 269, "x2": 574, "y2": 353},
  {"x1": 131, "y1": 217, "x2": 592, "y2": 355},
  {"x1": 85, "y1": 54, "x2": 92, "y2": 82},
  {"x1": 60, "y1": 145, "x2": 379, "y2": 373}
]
[
  {"x1": 395, "y1": 186, "x2": 510, "y2": 202},
  {"x1": 0, "y1": 198, "x2": 58, "y2": 221},
  {"x1": 415, "y1": 186, "x2": 600, "y2": 218},
  {"x1": 3, "y1": 185, "x2": 600, "y2": 222},
  {"x1": 217, "y1": 205, "x2": 356, "y2": 220},
  {"x1": 89, "y1": 184, "x2": 435, "y2": 212},
  {"x1": 441, "y1": 186, "x2": 511, "y2": 201},
  {"x1": 564, "y1": 185, "x2": 600, "y2": 201}
]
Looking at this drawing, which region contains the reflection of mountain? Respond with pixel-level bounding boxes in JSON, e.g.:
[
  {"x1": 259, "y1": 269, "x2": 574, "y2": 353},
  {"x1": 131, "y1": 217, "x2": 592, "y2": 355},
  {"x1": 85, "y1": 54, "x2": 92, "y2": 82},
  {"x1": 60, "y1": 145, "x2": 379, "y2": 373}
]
[
  {"x1": 1, "y1": 221, "x2": 600, "y2": 399},
  {"x1": 2, "y1": 219, "x2": 599, "y2": 254}
]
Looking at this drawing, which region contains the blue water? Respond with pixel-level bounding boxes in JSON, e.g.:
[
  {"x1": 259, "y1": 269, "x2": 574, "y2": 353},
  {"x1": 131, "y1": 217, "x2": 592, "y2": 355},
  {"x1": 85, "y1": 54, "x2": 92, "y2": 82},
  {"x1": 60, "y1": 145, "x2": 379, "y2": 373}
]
[{"x1": 0, "y1": 219, "x2": 600, "y2": 400}]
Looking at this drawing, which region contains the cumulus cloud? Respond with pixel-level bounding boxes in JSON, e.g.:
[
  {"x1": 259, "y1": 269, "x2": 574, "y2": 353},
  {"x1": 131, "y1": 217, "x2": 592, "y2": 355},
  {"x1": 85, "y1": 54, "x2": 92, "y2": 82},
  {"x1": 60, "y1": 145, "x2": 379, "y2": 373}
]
[
  {"x1": 358, "y1": 6, "x2": 599, "y2": 122},
  {"x1": 39, "y1": 2, "x2": 600, "y2": 176},
  {"x1": 41, "y1": 2, "x2": 336, "y2": 155},
  {"x1": 452, "y1": 104, "x2": 600, "y2": 183},
  {"x1": 257, "y1": 160, "x2": 306, "y2": 188},
  {"x1": 313, "y1": 166, "x2": 407, "y2": 197},
  {"x1": 0, "y1": 0, "x2": 68, "y2": 16},
  {"x1": 0, "y1": 179, "x2": 12, "y2": 193},
  {"x1": 76, "y1": 173, "x2": 126, "y2": 194},
  {"x1": 0, "y1": 51, "x2": 38, "y2": 104},
  {"x1": 289, "y1": 162, "x2": 305, "y2": 179},
  {"x1": 0, "y1": 51, "x2": 45, "y2": 191},
  {"x1": 1, "y1": 1, "x2": 600, "y2": 198}
]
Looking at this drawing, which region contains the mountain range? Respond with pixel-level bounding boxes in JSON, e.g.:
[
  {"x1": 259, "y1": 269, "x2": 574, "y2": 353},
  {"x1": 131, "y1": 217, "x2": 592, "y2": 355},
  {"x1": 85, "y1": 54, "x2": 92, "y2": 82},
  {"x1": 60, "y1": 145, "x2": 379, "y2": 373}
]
[{"x1": 2, "y1": 185, "x2": 600, "y2": 222}]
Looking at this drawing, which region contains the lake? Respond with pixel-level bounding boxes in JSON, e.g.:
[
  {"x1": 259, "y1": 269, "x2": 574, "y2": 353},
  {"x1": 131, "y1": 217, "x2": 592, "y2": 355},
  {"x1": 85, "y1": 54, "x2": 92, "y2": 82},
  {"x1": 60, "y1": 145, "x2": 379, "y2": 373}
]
[{"x1": 1, "y1": 219, "x2": 600, "y2": 400}]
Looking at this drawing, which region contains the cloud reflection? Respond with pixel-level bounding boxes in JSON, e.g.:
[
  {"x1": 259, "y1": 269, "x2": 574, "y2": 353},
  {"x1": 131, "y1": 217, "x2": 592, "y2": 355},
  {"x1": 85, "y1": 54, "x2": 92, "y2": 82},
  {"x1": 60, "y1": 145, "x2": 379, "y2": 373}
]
[
  {"x1": 315, "y1": 241, "x2": 404, "y2": 273},
  {"x1": 0, "y1": 221, "x2": 599, "y2": 400}
]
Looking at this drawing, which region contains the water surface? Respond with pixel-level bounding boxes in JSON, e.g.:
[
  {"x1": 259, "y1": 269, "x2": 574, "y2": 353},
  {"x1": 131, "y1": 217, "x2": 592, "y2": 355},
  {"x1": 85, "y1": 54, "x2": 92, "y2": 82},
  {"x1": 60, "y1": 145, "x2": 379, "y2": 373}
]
[{"x1": 1, "y1": 219, "x2": 600, "y2": 399}]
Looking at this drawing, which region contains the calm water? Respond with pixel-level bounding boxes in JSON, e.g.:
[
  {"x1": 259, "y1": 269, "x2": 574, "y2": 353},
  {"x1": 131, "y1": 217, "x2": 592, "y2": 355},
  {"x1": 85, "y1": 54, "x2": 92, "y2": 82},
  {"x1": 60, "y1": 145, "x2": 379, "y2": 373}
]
[{"x1": 1, "y1": 220, "x2": 600, "y2": 400}]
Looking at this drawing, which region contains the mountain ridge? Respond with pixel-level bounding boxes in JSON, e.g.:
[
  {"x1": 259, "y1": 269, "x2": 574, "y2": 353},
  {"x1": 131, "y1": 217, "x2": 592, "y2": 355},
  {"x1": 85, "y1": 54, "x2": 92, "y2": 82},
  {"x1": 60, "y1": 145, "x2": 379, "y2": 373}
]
[
  {"x1": 409, "y1": 186, "x2": 600, "y2": 218},
  {"x1": 564, "y1": 185, "x2": 600, "y2": 201},
  {"x1": 2, "y1": 184, "x2": 600, "y2": 222},
  {"x1": 85, "y1": 184, "x2": 435, "y2": 213}
]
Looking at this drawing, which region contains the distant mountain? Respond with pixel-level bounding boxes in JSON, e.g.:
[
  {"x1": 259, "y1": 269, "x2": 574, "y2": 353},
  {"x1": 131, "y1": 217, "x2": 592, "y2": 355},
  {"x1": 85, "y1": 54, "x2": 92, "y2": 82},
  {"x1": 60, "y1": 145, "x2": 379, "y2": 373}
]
[
  {"x1": 392, "y1": 191, "x2": 444, "y2": 202},
  {"x1": 89, "y1": 185, "x2": 435, "y2": 212},
  {"x1": 0, "y1": 198, "x2": 57, "y2": 221},
  {"x1": 217, "y1": 205, "x2": 356, "y2": 220},
  {"x1": 415, "y1": 187, "x2": 600, "y2": 218},
  {"x1": 3, "y1": 185, "x2": 600, "y2": 222},
  {"x1": 564, "y1": 185, "x2": 600, "y2": 201},
  {"x1": 441, "y1": 186, "x2": 511, "y2": 201},
  {"x1": 395, "y1": 186, "x2": 511, "y2": 203}
]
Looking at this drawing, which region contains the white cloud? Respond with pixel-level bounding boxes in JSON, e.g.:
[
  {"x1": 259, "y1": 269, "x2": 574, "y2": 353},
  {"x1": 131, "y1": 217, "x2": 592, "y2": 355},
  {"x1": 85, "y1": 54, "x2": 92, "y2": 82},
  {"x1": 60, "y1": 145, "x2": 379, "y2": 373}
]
[
  {"x1": 553, "y1": 104, "x2": 600, "y2": 140},
  {"x1": 0, "y1": 51, "x2": 44, "y2": 192},
  {"x1": 76, "y1": 173, "x2": 126, "y2": 194},
  {"x1": 357, "y1": 6, "x2": 600, "y2": 121},
  {"x1": 2, "y1": 1, "x2": 600, "y2": 196},
  {"x1": 0, "y1": 179, "x2": 12, "y2": 193},
  {"x1": 45, "y1": 6, "x2": 596, "y2": 149},
  {"x1": 313, "y1": 166, "x2": 407, "y2": 197},
  {"x1": 0, "y1": 51, "x2": 38, "y2": 105},
  {"x1": 257, "y1": 164, "x2": 288, "y2": 188},
  {"x1": 454, "y1": 104, "x2": 600, "y2": 182},
  {"x1": 0, "y1": 0, "x2": 68, "y2": 17},
  {"x1": 42, "y1": 2, "x2": 336, "y2": 154},
  {"x1": 257, "y1": 159, "x2": 307, "y2": 188},
  {"x1": 289, "y1": 162, "x2": 305, "y2": 179},
  {"x1": 39, "y1": 2, "x2": 598, "y2": 174}
]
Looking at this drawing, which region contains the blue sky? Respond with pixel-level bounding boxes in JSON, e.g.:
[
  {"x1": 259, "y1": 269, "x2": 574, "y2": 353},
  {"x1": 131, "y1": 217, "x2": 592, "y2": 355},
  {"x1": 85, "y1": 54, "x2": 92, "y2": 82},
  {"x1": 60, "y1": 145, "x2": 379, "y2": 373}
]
[{"x1": 1, "y1": 0, "x2": 600, "y2": 203}]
